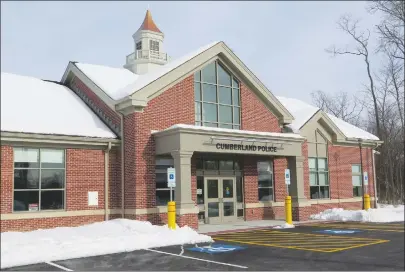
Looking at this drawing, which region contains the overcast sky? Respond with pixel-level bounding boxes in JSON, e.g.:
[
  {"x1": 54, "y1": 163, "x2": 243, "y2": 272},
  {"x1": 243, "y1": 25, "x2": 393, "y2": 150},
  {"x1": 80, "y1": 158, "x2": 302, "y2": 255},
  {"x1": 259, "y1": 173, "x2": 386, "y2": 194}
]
[{"x1": 1, "y1": 1, "x2": 384, "y2": 104}]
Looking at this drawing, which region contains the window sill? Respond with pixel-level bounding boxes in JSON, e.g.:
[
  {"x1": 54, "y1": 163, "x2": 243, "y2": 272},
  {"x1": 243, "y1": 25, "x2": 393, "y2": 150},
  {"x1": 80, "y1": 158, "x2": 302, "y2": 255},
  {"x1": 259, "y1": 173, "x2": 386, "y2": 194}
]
[{"x1": 12, "y1": 209, "x2": 66, "y2": 214}]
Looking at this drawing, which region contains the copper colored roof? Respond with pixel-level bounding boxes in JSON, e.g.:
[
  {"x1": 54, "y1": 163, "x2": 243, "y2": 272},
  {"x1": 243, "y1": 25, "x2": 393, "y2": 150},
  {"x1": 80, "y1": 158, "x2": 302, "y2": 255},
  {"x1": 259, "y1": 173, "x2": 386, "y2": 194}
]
[{"x1": 138, "y1": 10, "x2": 162, "y2": 33}]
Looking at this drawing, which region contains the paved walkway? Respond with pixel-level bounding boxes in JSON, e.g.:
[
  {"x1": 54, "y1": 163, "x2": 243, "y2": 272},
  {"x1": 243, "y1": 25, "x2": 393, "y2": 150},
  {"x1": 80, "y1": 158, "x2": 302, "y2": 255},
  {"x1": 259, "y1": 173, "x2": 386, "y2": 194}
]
[
  {"x1": 197, "y1": 219, "x2": 333, "y2": 234},
  {"x1": 198, "y1": 220, "x2": 291, "y2": 234}
]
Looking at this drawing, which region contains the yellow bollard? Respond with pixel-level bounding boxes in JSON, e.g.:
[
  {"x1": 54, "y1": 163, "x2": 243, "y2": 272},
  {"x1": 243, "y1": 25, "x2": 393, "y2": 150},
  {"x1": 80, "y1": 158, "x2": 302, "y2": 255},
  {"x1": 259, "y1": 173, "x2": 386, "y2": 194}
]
[
  {"x1": 285, "y1": 196, "x2": 292, "y2": 225},
  {"x1": 168, "y1": 201, "x2": 176, "y2": 229},
  {"x1": 364, "y1": 194, "x2": 371, "y2": 210}
]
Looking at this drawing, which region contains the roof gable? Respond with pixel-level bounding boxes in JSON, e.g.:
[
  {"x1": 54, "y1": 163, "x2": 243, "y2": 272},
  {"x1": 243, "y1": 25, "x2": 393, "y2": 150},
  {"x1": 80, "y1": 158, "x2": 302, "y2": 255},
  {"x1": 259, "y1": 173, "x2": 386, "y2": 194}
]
[{"x1": 116, "y1": 41, "x2": 295, "y2": 124}]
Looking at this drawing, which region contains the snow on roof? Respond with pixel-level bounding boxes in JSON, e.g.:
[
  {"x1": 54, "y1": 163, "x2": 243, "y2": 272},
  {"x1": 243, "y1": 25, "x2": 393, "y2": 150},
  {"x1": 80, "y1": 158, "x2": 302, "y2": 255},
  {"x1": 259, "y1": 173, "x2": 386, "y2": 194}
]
[
  {"x1": 73, "y1": 41, "x2": 220, "y2": 101},
  {"x1": 75, "y1": 62, "x2": 139, "y2": 100},
  {"x1": 1, "y1": 72, "x2": 117, "y2": 139},
  {"x1": 327, "y1": 113, "x2": 379, "y2": 141},
  {"x1": 276, "y1": 96, "x2": 319, "y2": 132},
  {"x1": 276, "y1": 96, "x2": 379, "y2": 141},
  {"x1": 153, "y1": 124, "x2": 304, "y2": 139},
  {"x1": 114, "y1": 41, "x2": 221, "y2": 99}
]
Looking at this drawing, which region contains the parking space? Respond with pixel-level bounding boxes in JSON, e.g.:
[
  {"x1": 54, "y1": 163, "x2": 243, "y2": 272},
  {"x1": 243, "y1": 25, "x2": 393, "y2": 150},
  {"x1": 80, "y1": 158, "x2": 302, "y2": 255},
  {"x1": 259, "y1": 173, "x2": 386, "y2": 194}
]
[
  {"x1": 302, "y1": 222, "x2": 404, "y2": 233},
  {"x1": 211, "y1": 229, "x2": 389, "y2": 253},
  {"x1": 2, "y1": 222, "x2": 404, "y2": 271}
]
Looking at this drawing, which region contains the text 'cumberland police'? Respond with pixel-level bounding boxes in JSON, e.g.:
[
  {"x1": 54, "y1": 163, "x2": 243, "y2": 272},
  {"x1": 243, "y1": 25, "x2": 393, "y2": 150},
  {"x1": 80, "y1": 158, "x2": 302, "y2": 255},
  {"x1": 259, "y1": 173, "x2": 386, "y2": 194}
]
[{"x1": 216, "y1": 143, "x2": 278, "y2": 152}]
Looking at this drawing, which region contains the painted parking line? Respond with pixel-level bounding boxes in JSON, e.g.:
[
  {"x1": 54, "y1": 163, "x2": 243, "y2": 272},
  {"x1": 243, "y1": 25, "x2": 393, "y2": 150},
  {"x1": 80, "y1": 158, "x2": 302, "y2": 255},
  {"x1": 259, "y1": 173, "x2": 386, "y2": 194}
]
[
  {"x1": 305, "y1": 223, "x2": 405, "y2": 233},
  {"x1": 212, "y1": 230, "x2": 389, "y2": 253}
]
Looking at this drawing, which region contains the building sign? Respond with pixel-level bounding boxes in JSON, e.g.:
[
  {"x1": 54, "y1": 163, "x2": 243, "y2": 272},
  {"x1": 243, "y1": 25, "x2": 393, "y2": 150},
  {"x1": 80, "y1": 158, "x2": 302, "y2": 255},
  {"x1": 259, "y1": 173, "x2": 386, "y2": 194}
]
[
  {"x1": 167, "y1": 167, "x2": 176, "y2": 188},
  {"x1": 28, "y1": 203, "x2": 38, "y2": 211},
  {"x1": 215, "y1": 143, "x2": 277, "y2": 152},
  {"x1": 363, "y1": 172, "x2": 368, "y2": 186}
]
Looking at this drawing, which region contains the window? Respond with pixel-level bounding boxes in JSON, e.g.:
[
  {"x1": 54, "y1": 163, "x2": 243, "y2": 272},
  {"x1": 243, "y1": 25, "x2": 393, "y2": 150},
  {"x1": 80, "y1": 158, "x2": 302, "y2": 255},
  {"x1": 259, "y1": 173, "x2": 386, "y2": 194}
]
[
  {"x1": 194, "y1": 61, "x2": 241, "y2": 129},
  {"x1": 258, "y1": 161, "x2": 274, "y2": 201},
  {"x1": 13, "y1": 148, "x2": 65, "y2": 212},
  {"x1": 309, "y1": 158, "x2": 329, "y2": 199},
  {"x1": 155, "y1": 158, "x2": 174, "y2": 206},
  {"x1": 149, "y1": 40, "x2": 159, "y2": 52},
  {"x1": 136, "y1": 41, "x2": 142, "y2": 50},
  {"x1": 352, "y1": 164, "x2": 362, "y2": 197}
]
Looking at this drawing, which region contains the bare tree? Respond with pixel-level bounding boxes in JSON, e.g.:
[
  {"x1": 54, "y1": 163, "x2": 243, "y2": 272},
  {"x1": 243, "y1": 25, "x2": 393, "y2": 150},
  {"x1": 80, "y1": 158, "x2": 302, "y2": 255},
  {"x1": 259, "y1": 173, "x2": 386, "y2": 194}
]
[
  {"x1": 325, "y1": 14, "x2": 382, "y2": 139},
  {"x1": 311, "y1": 90, "x2": 365, "y2": 126},
  {"x1": 368, "y1": 0, "x2": 405, "y2": 60}
]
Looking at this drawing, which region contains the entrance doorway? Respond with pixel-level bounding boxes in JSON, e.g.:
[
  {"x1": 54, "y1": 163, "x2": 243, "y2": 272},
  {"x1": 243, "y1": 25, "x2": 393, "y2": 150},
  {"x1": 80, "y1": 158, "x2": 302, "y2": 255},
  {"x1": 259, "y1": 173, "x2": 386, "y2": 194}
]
[{"x1": 204, "y1": 177, "x2": 237, "y2": 224}]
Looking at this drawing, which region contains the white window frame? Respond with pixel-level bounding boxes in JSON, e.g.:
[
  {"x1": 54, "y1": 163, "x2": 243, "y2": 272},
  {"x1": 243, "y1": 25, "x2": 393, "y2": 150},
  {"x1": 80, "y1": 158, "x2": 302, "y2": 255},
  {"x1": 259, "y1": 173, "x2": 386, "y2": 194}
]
[
  {"x1": 309, "y1": 157, "x2": 330, "y2": 199},
  {"x1": 12, "y1": 147, "x2": 66, "y2": 212},
  {"x1": 194, "y1": 60, "x2": 241, "y2": 130},
  {"x1": 136, "y1": 41, "x2": 142, "y2": 50},
  {"x1": 352, "y1": 164, "x2": 362, "y2": 197},
  {"x1": 257, "y1": 160, "x2": 274, "y2": 202},
  {"x1": 155, "y1": 157, "x2": 174, "y2": 206}
]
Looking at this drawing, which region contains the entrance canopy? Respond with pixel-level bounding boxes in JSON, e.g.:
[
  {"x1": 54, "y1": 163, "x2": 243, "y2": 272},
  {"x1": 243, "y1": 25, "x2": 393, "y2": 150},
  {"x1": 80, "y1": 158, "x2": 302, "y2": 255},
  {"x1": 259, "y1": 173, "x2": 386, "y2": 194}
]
[{"x1": 152, "y1": 124, "x2": 305, "y2": 157}]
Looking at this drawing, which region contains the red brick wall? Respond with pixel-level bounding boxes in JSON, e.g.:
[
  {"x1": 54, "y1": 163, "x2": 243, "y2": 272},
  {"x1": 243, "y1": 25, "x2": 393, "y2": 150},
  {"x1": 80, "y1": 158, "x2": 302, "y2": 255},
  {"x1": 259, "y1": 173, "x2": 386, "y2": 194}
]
[
  {"x1": 328, "y1": 145, "x2": 375, "y2": 199},
  {"x1": 109, "y1": 148, "x2": 122, "y2": 209},
  {"x1": 243, "y1": 156, "x2": 259, "y2": 204},
  {"x1": 1, "y1": 215, "x2": 104, "y2": 233},
  {"x1": 1, "y1": 146, "x2": 13, "y2": 214},
  {"x1": 240, "y1": 83, "x2": 281, "y2": 133},
  {"x1": 66, "y1": 149, "x2": 105, "y2": 210},
  {"x1": 69, "y1": 76, "x2": 121, "y2": 131},
  {"x1": 274, "y1": 158, "x2": 288, "y2": 201},
  {"x1": 245, "y1": 207, "x2": 284, "y2": 220}
]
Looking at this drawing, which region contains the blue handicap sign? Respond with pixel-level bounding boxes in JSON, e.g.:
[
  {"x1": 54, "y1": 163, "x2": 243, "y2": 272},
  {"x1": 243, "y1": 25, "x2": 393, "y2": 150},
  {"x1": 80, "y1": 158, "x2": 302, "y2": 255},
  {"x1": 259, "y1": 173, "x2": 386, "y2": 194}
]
[
  {"x1": 187, "y1": 243, "x2": 246, "y2": 254},
  {"x1": 315, "y1": 229, "x2": 362, "y2": 234},
  {"x1": 169, "y1": 174, "x2": 174, "y2": 179}
]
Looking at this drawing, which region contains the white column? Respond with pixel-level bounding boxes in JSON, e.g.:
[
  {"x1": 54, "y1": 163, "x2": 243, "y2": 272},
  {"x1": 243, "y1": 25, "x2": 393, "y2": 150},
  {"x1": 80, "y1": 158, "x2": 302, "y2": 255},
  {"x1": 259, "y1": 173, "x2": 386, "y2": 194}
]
[{"x1": 171, "y1": 150, "x2": 196, "y2": 213}]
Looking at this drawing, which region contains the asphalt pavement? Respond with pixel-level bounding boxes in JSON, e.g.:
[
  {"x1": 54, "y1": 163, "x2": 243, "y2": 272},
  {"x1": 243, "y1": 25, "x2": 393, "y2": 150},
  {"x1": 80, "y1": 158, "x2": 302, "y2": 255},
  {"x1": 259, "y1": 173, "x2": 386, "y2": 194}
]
[{"x1": 2, "y1": 222, "x2": 404, "y2": 271}]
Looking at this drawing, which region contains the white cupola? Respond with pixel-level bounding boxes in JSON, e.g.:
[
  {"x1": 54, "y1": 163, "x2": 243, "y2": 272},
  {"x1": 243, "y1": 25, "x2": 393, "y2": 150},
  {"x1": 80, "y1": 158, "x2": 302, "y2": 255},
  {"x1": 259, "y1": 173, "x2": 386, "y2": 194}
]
[{"x1": 123, "y1": 10, "x2": 170, "y2": 75}]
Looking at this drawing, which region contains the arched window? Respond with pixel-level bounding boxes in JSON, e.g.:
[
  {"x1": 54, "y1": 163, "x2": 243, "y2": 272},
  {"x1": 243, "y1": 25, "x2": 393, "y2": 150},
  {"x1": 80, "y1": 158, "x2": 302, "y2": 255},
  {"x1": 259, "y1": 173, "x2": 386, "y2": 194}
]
[{"x1": 194, "y1": 61, "x2": 241, "y2": 129}]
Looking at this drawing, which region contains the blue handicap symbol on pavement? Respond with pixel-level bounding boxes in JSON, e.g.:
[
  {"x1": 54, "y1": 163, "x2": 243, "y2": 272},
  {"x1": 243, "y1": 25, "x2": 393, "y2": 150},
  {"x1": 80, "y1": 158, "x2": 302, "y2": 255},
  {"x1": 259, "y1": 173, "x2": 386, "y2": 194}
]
[
  {"x1": 314, "y1": 229, "x2": 362, "y2": 234},
  {"x1": 187, "y1": 243, "x2": 246, "y2": 254}
]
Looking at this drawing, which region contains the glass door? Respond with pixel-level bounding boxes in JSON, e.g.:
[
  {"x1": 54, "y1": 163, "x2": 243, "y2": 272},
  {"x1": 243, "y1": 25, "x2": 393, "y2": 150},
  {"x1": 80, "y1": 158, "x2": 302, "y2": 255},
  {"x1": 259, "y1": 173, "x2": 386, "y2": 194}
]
[
  {"x1": 204, "y1": 177, "x2": 237, "y2": 224},
  {"x1": 205, "y1": 178, "x2": 221, "y2": 224},
  {"x1": 221, "y1": 177, "x2": 237, "y2": 223}
]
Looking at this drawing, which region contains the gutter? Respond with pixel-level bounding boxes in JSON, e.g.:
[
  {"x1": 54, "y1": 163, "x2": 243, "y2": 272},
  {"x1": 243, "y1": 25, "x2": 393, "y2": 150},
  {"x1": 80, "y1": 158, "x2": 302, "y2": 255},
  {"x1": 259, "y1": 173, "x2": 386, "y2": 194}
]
[{"x1": 104, "y1": 142, "x2": 112, "y2": 221}]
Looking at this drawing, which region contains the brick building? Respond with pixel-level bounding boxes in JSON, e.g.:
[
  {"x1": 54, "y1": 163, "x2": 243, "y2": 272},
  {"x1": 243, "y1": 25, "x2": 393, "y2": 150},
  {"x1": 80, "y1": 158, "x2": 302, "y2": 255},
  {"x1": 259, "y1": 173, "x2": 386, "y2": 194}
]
[{"x1": 0, "y1": 10, "x2": 382, "y2": 232}]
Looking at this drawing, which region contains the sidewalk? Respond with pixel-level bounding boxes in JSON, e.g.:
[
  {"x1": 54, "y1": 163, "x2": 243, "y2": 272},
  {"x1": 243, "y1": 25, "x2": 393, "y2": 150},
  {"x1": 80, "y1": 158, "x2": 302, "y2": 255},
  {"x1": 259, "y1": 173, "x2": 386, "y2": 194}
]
[{"x1": 198, "y1": 219, "x2": 332, "y2": 235}]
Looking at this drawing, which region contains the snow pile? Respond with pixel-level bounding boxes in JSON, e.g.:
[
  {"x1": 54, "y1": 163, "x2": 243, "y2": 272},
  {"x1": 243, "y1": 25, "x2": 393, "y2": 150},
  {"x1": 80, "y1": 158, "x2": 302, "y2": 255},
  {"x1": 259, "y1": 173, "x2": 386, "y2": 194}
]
[
  {"x1": 309, "y1": 205, "x2": 404, "y2": 223},
  {"x1": 273, "y1": 223, "x2": 295, "y2": 229},
  {"x1": 0, "y1": 219, "x2": 212, "y2": 269}
]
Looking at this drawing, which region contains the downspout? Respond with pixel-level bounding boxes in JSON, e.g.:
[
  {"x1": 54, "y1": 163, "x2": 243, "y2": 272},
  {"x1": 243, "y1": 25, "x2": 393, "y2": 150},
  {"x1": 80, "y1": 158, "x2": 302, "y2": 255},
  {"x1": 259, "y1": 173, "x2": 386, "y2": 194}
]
[
  {"x1": 120, "y1": 113, "x2": 125, "y2": 218},
  {"x1": 104, "y1": 142, "x2": 112, "y2": 221}
]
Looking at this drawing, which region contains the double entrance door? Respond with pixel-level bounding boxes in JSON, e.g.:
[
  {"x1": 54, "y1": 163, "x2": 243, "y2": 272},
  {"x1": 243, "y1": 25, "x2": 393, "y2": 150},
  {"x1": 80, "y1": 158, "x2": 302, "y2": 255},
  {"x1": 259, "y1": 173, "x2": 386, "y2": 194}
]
[{"x1": 204, "y1": 177, "x2": 237, "y2": 224}]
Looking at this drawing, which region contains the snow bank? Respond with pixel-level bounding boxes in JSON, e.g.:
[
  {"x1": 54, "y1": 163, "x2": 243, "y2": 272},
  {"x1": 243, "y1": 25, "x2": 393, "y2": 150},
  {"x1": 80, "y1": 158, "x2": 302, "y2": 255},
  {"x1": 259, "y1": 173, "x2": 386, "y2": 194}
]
[
  {"x1": 273, "y1": 223, "x2": 295, "y2": 229},
  {"x1": 0, "y1": 219, "x2": 212, "y2": 269},
  {"x1": 309, "y1": 205, "x2": 404, "y2": 223}
]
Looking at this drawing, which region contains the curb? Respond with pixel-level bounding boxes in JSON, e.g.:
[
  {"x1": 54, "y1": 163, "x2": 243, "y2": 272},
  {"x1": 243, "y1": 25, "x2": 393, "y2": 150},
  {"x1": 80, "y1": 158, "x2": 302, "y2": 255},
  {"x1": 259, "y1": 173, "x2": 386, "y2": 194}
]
[{"x1": 200, "y1": 220, "x2": 338, "y2": 236}]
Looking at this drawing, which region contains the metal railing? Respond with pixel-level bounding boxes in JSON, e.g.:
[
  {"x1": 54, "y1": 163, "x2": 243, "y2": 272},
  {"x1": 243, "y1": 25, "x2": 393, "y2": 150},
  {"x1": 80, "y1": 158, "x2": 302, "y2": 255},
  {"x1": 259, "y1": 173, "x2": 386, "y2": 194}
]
[{"x1": 126, "y1": 50, "x2": 168, "y2": 63}]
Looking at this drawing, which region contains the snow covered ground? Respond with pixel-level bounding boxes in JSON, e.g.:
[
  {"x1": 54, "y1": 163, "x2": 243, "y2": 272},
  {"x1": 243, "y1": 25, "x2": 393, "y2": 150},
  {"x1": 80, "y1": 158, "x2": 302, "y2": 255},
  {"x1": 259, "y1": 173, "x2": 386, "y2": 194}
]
[
  {"x1": 309, "y1": 204, "x2": 404, "y2": 223},
  {"x1": 0, "y1": 219, "x2": 213, "y2": 269}
]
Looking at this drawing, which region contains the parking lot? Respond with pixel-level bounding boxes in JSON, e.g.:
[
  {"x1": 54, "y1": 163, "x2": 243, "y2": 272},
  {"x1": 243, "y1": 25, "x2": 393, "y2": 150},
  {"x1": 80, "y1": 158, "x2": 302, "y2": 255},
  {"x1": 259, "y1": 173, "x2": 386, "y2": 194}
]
[{"x1": 3, "y1": 222, "x2": 404, "y2": 271}]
